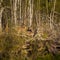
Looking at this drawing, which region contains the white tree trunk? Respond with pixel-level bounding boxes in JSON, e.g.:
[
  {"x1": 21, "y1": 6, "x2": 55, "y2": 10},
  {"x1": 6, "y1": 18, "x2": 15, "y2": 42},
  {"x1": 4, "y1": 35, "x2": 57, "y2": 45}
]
[
  {"x1": 14, "y1": 0, "x2": 17, "y2": 25},
  {"x1": 50, "y1": 13, "x2": 52, "y2": 29},
  {"x1": 52, "y1": 0, "x2": 56, "y2": 21},
  {"x1": 20, "y1": 0, "x2": 22, "y2": 25},
  {"x1": 0, "y1": 0, "x2": 3, "y2": 29},
  {"x1": 0, "y1": 8, "x2": 4, "y2": 29},
  {"x1": 50, "y1": 0, "x2": 56, "y2": 29},
  {"x1": 29, "y1": 0, "x2": 33, "y2": 27}
]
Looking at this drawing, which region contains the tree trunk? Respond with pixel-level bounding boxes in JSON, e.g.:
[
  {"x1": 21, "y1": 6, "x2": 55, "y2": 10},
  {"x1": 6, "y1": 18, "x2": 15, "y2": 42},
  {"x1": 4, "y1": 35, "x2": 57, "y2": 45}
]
[
  {"x1": 50, "y1": 0, "x2": 56, "y2": 29},
  {"x1": 29, "y1": 0, "x2": 33, "y2": 28},
  {"x1": 0, "y1": 8, "x2": 4, "y2": 29},
  {"x1": 0, "y1": 0, "x2": 3, "y2": 30},
  {"x1": 14, "y1": 0, "x2": 17, "y2": 25},
  {"x1": 20, "y1": 0, "x2": 22, "y2": 25}
]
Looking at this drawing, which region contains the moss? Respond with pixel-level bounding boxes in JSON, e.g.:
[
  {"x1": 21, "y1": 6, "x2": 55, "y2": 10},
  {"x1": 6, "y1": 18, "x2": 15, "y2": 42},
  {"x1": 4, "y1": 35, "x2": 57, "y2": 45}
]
[{"x1": 37, "y1": 54, "x2": 60, "y2": 60}]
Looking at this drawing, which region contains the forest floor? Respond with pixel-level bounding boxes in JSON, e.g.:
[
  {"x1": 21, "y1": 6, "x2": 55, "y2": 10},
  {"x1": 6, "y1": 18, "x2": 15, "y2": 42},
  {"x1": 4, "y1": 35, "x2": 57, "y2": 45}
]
[{"x1": 0, "y1": 25, "x2": 60, "y2": 60}]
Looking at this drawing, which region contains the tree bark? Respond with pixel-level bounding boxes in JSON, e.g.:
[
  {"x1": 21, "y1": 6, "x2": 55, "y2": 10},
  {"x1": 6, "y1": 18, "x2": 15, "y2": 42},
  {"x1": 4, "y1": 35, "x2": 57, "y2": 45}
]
[
  {"x1": 14, "y1": 0, "x2": 17, "y2": 25},
  {"x1": 50, "y1": 0, "x2": 56, "y2": 29}
]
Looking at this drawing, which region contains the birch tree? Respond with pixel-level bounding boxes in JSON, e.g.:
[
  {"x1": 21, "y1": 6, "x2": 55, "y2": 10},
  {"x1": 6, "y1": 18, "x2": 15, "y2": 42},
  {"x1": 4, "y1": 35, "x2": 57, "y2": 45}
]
[
  {"x1": 14, "y1": 0, "x2": 17, "y2": 25},
  {"x1": 20, "y1": 0, "x2": 22, "y2": 25},
  {"x1": 29, "y1": 0, "x2": 33, "y2": 27},
  {"x1": 0, "y1": 0, "x2": 3, "y2": 29},
  {"x1": 50, "y1": 0, "x2": 56, "y2": 29}
]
